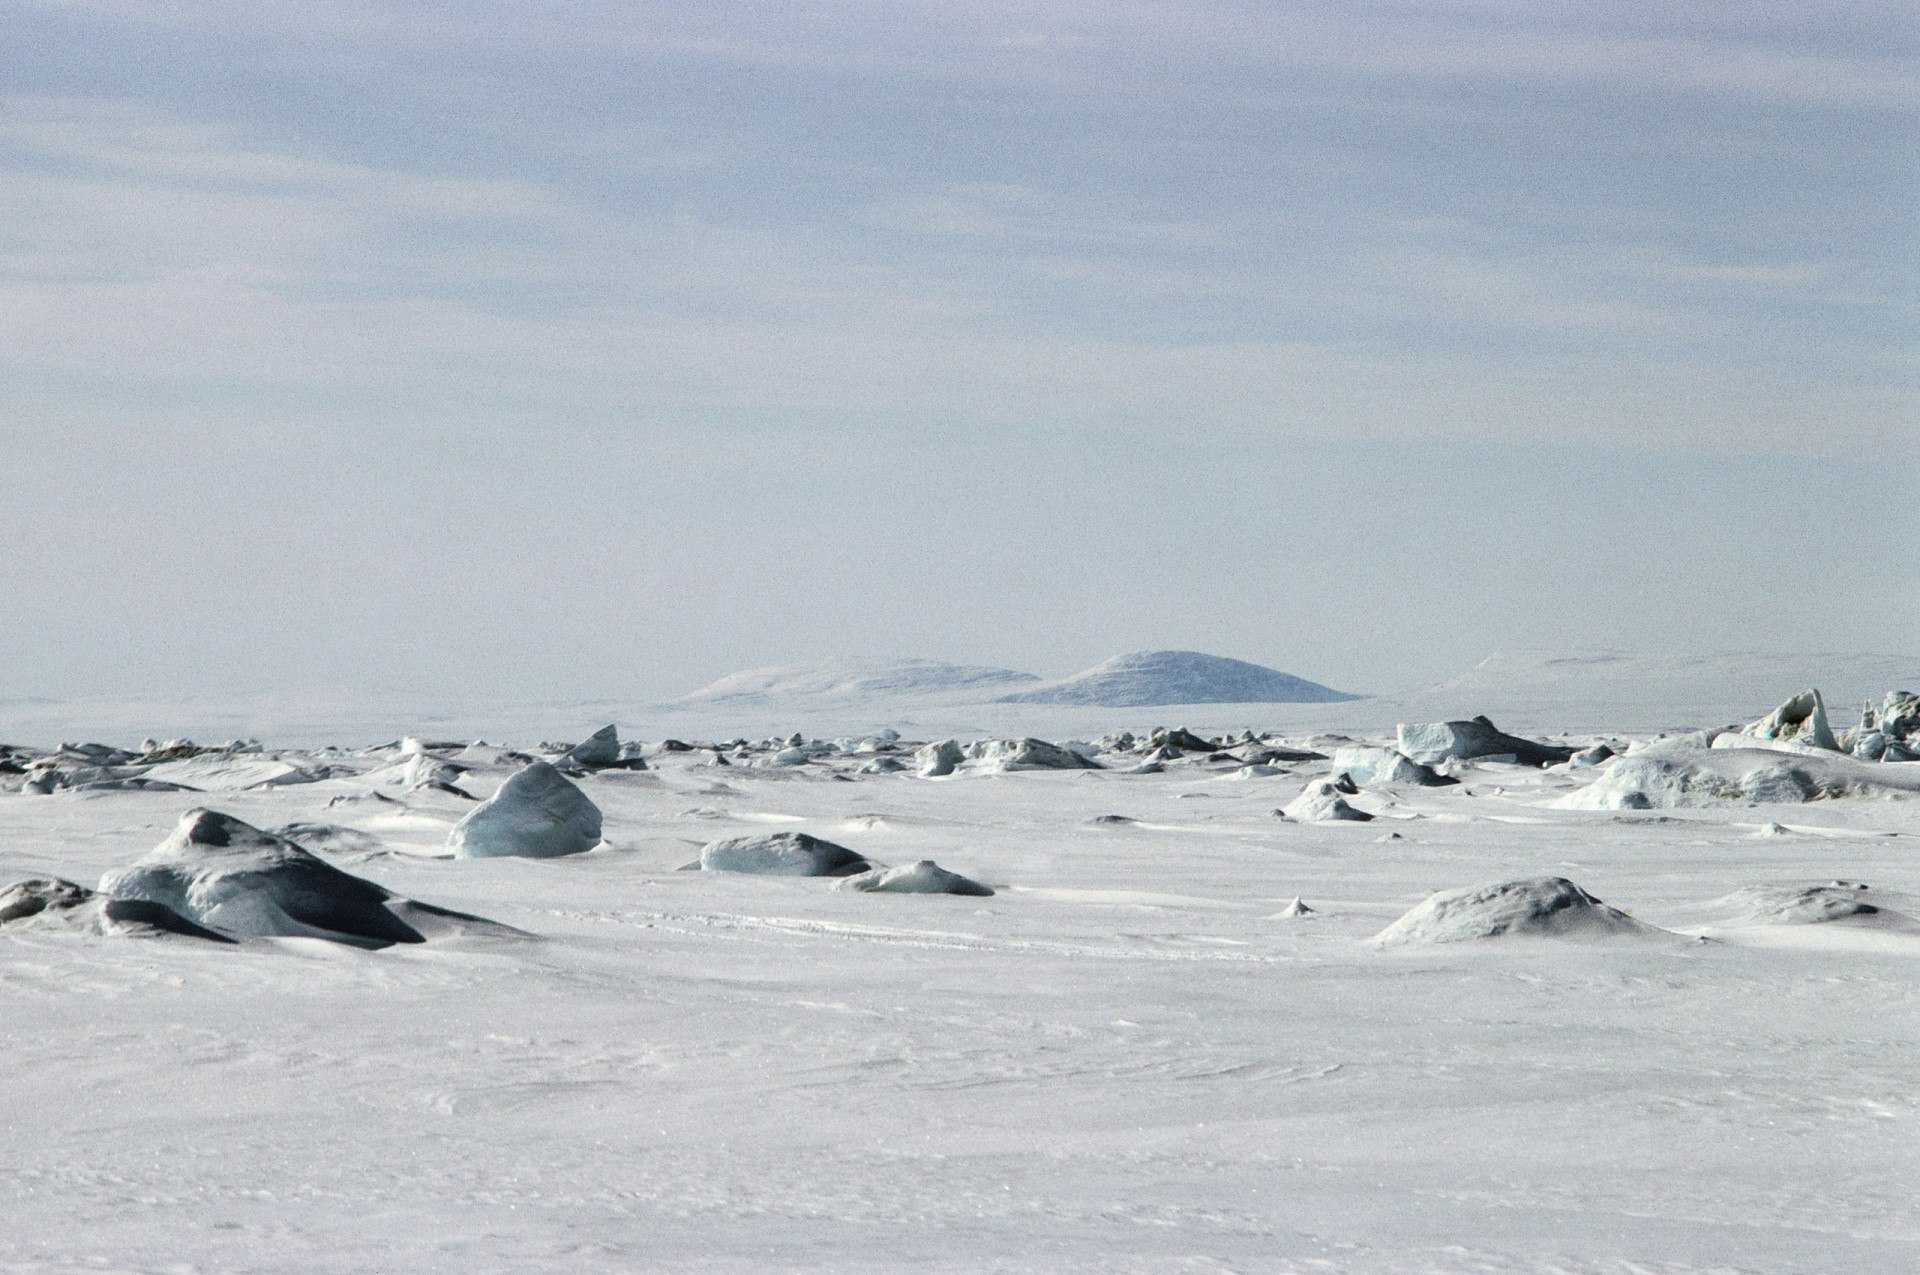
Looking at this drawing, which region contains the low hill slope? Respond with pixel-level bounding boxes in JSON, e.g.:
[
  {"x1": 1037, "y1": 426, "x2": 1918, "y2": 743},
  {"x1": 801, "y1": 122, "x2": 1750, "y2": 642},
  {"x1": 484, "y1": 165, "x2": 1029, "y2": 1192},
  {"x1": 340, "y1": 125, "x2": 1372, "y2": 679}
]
[
  {"x1": 996, "y1": 651, "x2": 1358, "y2": 708},
  {"x1": 675, "y1": 659, "x2": 1040, "y2": 705}
]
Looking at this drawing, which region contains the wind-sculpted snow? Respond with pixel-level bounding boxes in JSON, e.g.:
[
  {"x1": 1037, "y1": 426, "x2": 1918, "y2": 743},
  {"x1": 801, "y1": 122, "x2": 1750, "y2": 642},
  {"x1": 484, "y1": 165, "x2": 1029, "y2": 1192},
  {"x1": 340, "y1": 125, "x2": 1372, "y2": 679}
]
[
  {"x1": 833, "y1": 860, "x2": 994, "y2": 896},
  {"x1": 1688, "y1": 883, "x2": 1918, "y2": 930},
  {"x1": 448, "y1": 761, "x2": 603, "y2": 858},
  {"x1": 698, "y1": 831, "x2": 873, "y2": 876},
  {"x1": 1374, "y1": 877, "x2": 1658, "y2": 945},
  {"x1": 99, "y1": 810, "x2": 516, "y2": 947},
  {"x1": 996, "y1": 650, "x2": 1358, "y2": 707},
  {"x1": 139, "y1": 754, "x2": 325, "y2": 791}
]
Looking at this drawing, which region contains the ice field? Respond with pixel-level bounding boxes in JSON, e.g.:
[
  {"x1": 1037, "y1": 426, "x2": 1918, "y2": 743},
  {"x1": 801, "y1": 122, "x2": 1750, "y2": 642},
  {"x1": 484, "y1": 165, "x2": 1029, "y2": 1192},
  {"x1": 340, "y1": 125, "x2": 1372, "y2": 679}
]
[{"x1": 3, "y1": 669, "x2": 1918, "y2": 1274}]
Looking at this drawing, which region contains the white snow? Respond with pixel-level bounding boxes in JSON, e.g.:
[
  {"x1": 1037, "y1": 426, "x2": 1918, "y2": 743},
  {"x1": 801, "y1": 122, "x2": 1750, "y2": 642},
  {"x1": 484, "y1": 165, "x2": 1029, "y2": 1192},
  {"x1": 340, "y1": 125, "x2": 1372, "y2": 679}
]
[
  {"x1": 5, "y1": 685, "x2": 1920, "y2": 1272},
  {"x1": 140, "y1": 753, "x2": 324, "y2": 791}
]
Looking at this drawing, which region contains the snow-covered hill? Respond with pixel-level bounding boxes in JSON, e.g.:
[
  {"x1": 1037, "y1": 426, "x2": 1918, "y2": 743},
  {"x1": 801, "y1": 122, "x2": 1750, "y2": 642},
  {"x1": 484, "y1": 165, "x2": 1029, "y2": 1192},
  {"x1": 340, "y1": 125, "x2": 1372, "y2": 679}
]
[
  {"x1": 674, "y1": 659, "x2": 1040, "y2": 705},
  {"x1": 995, "y1": 651, "x2": 1359, "y2": 707}
]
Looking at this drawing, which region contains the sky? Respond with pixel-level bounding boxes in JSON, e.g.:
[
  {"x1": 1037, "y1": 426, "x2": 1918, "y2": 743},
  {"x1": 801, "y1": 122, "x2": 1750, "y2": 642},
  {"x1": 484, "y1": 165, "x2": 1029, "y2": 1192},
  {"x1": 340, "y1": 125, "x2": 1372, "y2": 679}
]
[{"x1": 1, "y1": 1, "x2": 1915, "y2": 705}]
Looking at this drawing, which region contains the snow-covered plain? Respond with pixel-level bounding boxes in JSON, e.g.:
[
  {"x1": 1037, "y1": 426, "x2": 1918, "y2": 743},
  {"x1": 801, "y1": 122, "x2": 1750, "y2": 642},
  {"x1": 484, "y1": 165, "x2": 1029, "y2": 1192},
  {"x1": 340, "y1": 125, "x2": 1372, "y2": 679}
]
[{"x1": 4, "y1": 687, "x2": 1920, "y2": 1273}]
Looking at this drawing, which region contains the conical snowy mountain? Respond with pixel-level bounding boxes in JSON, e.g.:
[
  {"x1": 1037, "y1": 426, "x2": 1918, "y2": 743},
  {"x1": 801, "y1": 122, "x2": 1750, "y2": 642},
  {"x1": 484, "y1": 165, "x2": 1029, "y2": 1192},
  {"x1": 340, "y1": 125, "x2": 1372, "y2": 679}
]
[{"x1": 995, "y1": 651, "x2": 1358, "y2": 707}]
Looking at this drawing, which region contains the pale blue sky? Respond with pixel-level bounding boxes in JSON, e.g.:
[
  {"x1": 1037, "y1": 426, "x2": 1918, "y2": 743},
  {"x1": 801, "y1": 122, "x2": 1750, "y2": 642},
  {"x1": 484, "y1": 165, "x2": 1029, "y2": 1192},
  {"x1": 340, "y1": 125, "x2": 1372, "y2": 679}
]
[{"x1": 2, "y1": 2, "x2": 1914, "y2": 702}]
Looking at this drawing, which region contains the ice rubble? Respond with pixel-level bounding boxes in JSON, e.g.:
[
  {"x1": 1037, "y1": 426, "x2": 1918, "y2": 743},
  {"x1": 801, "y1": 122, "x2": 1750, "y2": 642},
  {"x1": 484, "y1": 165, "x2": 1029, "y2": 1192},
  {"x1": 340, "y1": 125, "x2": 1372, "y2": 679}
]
[
  {"x1": 1281, "y1": 777, "x2": 1374, "y2": 822},
  {"x1": 833, "y1": 860, "x2": 993, "y2": 896},
  {"x1": 363, "y1": 751, "x2": 476, "y2": 797},
  {"x1": 915, "y1": 738, "x2": 1102, "y2": 777},
  {"x1": 1373, "y1": 877, "x2": 1657, "y2": 945},
  {"x1": 1716, "y1": 688, "x2": 1920, "y2": 761},
  {"x1": 1328, "y1": 745, "x2": 1455, "y2": 787},
  {"x1": 448, "y1": 762, "x2": 604, "y2": 859},
  {"x1": 1397, "y1": 716, "x2": 1575, "y2": 767},
  {"x1": 697, "y1": 831, "x2": 873, "y2": 876},
  {"x1": 0, "y1": 876, "x2": 235, "y2": 942},
  {"x1": 100, "y1": 810, "x2": 515, "y2": 948},
  {"x1": 1735, "y1": 688, "x2": 1840, "y2": 752}
]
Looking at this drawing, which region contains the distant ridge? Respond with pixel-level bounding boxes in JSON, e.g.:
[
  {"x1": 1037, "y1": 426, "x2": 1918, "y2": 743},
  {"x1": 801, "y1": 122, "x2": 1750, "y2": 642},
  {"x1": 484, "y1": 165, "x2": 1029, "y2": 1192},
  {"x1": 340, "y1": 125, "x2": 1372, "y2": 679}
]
[
  {"x1": 996, "y1": 651, "x2": 1359, "y2": 708},
  {"x1": 675, "y1": 659, "x2": 1039, "y2": 705},
  {"x1": 1423, "y1": 650, "x2": 1920, "y2": 708}
]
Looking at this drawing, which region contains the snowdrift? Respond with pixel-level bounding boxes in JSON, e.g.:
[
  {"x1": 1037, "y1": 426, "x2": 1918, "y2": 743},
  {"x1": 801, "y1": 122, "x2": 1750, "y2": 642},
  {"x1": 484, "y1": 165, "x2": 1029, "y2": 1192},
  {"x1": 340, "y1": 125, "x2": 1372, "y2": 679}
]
[
  {"x1": 833, "y1": 860, "x2": 993, "y2": 896},
  {"x1": 698, "y1": 831, "x2": 873, "y2": 876},
  {"x1": 1373, "y1": 878, "x2": 1658, "y2": 945},
  {"x1": 100, "y1": 810, "x2": 517, "y2": 948},
  {"x1": 1556, "y1": 748, "x2": 1920, "y2": 810},
  {"x1": 140, "y1": 755, "x2": 324, "y2": 791},
  {"x1": 996, "y1": 651, "x2": 1357, "y2": 707},
  {"x1": 448, "y1": 762, "x2": 604, "y2": 858},
  {"x1": 1685, "y1": 883, "x2": 1918, "y2": 931}
]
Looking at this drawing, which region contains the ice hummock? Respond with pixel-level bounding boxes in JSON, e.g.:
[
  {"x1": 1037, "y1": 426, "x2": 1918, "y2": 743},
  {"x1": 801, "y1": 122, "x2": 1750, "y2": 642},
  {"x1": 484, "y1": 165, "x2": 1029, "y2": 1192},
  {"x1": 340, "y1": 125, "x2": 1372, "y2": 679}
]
[
  {"x1": 698, "y1": 831, "x2": 874, "y2": 876},
  {"x1": 1373, "y1": 877, "x2": 1658, "y2": 945},
  {"x1": 101, "y1": 810, "x2": 516, "y2": 947},
  {"x1": 448, "y1": 762, "x2": 604, "y2": 859}
]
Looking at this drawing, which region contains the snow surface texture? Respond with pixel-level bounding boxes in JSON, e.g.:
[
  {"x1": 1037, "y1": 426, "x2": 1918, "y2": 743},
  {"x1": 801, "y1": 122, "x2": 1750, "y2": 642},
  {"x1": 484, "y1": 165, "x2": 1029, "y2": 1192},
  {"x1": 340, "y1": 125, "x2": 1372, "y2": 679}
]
[
  {"x1": 1372, "y1": 877, "x2": 1656, "y2": 945},
  {"x1": 99, "y1": 809, "x2": 513, "y2": 948},
  {"x1": 5, "y1": 693, "x2": 1920, "y2": 1273},
  {"x1": 447, "y1": 761, "x2": 603, "y2": 858},
  {"x1": 997, "y1": 650, "x2": 1357, "y2": 706}
]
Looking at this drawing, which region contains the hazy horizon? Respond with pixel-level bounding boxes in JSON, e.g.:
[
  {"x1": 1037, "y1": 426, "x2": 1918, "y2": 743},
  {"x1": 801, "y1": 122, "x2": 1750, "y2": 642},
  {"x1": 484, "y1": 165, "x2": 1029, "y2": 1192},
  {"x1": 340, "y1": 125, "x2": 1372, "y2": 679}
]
[{"x1": 3, "y1": 2, "x2": 1914, "y2": 705}]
